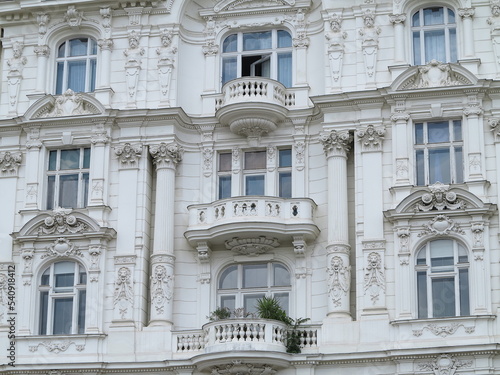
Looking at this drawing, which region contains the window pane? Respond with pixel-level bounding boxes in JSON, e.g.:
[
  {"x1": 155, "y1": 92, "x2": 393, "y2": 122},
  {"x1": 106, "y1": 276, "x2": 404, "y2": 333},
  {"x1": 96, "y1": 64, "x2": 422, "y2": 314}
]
[
  {"x1": 60, "y1": 149, "x2": 80, "y2": 170},
  {"x1": 83, "y1": 173, "x2": 89, "y2": 208},
  {"x1": 79, "y1": 265, "x2": 87, "y2": 284},
  {"x1": 413, "y1": 32, "x2": 421, "y2": 65},
  {"x1": 277, "y1": 30, "x2": 292, "y2": 48},
  {"x1": 273, "y1": 264, "x2": 290, "y2": 286},
  {"x1": 416, "y1": 247, "x2": 426, "y2": 265},
  {"x1": 47, "y1": 175, "x2": 56, "y2": 210},
  {"x1": 424, "y1": 30, "x2": 445, "y2": 63},
  {"x1": 424, "y1": 7, "x2": 444, "y2": 25},
  {"x1": 243, "y1": 31, "x2": 271, "y2": 51},
  {"x1": 54, "y1": 261, "x2": 75, "y2": 288},
  {"x1": 89, "y1": 59, "x2": 97, "y2": 92},
  {"x1": 279, "y1": 149, "x2": 292, "y2": 167},
  {"x1": 432, "y1": 278, "x2": 455, "y2": 318},
  {"x1": 274, "y1": 292, "x2": 289, "y2": 314},
  {"x1": 459, "y1": 269, "x2": 469, "y2": 315},
  {"x1": 453, "y1": 120, "x2": 462, "y2": 141},
  {"x1": 219, "y1": 176, "x2": 231, "y2": 199},
  {"x1": 279, "y1": 172, "x2": 291, "y2": 198},
  {"x1": 277, "y1": 53, "x2": 292, "y2": 87},
  {"x1": 222, "y1": 57, "x2": 237, "y2": 85},
  {"x1": 448, "y1": 9, "x2": 456, "y2": 24},
  {"x1": 78, "y1": 290, "x2": 86, "y2": 334},
  {"x1": 56, "y1": 62, "x2": 65, "y2": 95},
  {"x1": 416, "y1": 150, "x2": 425, "y2": 186},
  {"x1": 223, "y1": 34, "x2": 238, "y2": 53},
  {"x1": 90, "y1": 39, "x2": 97, "y2": 55},
  {"x1": 49, "y1": 151, "x2": 58, "y2": 170},
  {"x1": 39, "y1": 291, "x2": 49, "y2": 335},
  {"x1": 449, "y1": 28, "x2": 457, "y2": 62},
  {"x1": 428, "y1": 122, "x2": 449, "y2": 143},
  {"x1": 412, "y1": 12, "x2": 420, "y2": 27},
  {"x1": 244, "y1": 294, "x2": 265, "y2": 314},
  {"x1": 41, "y1": 268, "x2": 50, "y2": 285},
  {"x1": 454, "y1": 147, "x2": 463, "y2": 183},
  {"x1": 245, "y1": 175, "x2": 265, "y2": 195},
  {"x1": 53, "y1": 298, "x2": 73, "y2": 334},
  {"x1": 219, "y1": 266, "x2": 238, "y2": 289},
  {"x1": 68, "y1": 60, "x2": 87, "y2": 93},
  {"x1": 83, "y1": 148, "x2": 91, "y2": 168},
  {"x1": 458, "y1": 244, "x2": 468, "y2": 263},
  {"x1": 429, "y1": 148, "x2": 450, "y2": 184},
  {"x1": 219, "y1": 153, "x2": 232, "y2": 172},
  {"x1": 69, "y1": 38, "x2": 88, "y2": 57},
  {"x1": 59, "y1": 174, "x2": 79, "y2": 208},
  {"x1": 430, "y1": 239, "x2": 454, "y2": 270},
  {"x1": 417, "y1": 272, "x2": 427, "y2": 318},
  {"x1": 58, "y1": 42, "x2": 66, "y2": 58},
  {"x1": 245, "y1": 151, "x2": 266, "y2": 169},
  {"x1": 243, "y1": 264, "x2": 267, "y2": 288},
  {"x1": 221, "y1": 295, "x2": 235, "y2": 311}
]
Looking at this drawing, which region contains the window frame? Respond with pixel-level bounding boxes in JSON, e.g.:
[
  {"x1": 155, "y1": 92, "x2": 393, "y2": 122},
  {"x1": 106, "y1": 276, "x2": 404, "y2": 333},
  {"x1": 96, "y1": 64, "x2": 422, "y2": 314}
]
[
  {"x1": 415, "y1": 239, "x2": 470, "y2": 319},
  {"x1": 411, "y1": 6, "x2": 457, "y2": 65},
  {"x1": 46, "y1": 147, "x2": 91, "y2": 210},
  {"x1": 55, "y1": 37, "x2": 98, "y2": 94},
  {"x1": 38, "y1": 261, "x2": 87, "y2": 335}
]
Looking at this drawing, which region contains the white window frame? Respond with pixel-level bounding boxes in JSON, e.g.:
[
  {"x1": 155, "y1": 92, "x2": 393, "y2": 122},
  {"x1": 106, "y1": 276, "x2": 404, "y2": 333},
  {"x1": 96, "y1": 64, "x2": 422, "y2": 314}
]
[
  {"x1": 55, "y1": 37, "x2": 97, "y2": 94},
  {"x1": 38, "y1": 261, "x2": 87, "y2": 335},
  {"x1": 411, "y1": 6, "x2": 457, "y2": 65}
]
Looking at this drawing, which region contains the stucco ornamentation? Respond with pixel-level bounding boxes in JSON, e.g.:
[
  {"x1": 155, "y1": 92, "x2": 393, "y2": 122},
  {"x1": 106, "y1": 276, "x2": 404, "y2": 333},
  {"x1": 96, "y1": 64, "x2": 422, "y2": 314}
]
[
  {"x1": 326, "y1": 13, "x2": 347, "y2": 86},
  {"x1": 413, "y1": 323, "x2": 475, "y2": 337},
  {"x1": 225, "y1": 236, "x2": 280, "y2": 256},
  {"x1": 359, "y1": 9, "x2": 380, "y2": 80},
  {"x1": 43, "y1": 238, "x2": 82, "y2": 259},
  {"x1": 410, "y1": 60, "x2": 464, "y2": 88},
  {"x1": 40, "y1": 89, "x2": 97, "y2": 118},
  {"x1": 115, "y1": 143, "x2": 143, "y2": 167},
  {"x1": 157, "y1": 29, "x2": 177, "y2": 101},
  {"x1": 415, "y1": 183, "x2": 465, "y2": 211},
  {"x1": 418, "y1": 215, "x2": 465, "y2": 237},
  {"x1": 151, "y1": 265, "x2": 173, "y2": 314},
  {"x1": 149, "y1": 142, "x2": 184, "y2": 170},
  {"x1": 357, "y1": 125, "x2": 385, "y2": 151},
  {"x1": 320, "y1": 130, "x2": 352, "y2": 157},
  {"x1": 0, "y1": 151, "x2": 22, "y2": 175},
  {"x1": 363, "y1": 252, "x2": 385, "y2": 303},
  {"x1": 327, "y1": 256, "x2": 350, "y2": 307},
  {"x1": 114, "y1": 267, "x2": 134, "y2": 319},
  {"x1": 418, "y1": 354, "x2": 472, "y2": 375},
  {"x1": 38, "y1": 208, "x2": 87, "y2": 235}
]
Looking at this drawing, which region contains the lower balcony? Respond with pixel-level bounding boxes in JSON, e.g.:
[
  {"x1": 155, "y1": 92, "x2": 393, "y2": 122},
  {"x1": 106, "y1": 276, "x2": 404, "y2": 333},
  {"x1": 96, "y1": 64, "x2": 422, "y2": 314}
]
[{"x1": 184, "y1": 197, "x2": 319, "y2": 251}]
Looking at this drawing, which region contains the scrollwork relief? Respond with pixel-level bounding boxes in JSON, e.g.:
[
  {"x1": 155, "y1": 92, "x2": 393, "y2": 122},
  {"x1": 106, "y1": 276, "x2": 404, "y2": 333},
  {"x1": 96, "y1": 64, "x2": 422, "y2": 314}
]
[
  {"x1": 327, "y1": 256, "x2": 350, "y2": 307},
  {"x1": 38, "y1": 208, "x2": 88, "y2": 235},
  {"x1": 357, "y1": 125, "x2": 385, "y2": 151},
  {"x1": 115, "y1": 143, "x2": 143, "y2": 167},
  {"x1": 114, "y1": 267, "x2": 134, "y2": 319},
  {"x1": 414, "y1": 182, "x2": 465, "y2": 211},
  {"x1": 151, "y1": 265, "x2": 173, "y2": 314},
  {"x1": 363, "y1": 252, "x2": 385, "y2": 303},
  {"x1": 43, "y1": 238, "x2": 82, "y2": 259},
  {"x1": 418, "y1": 215, "x2": 465, "y2": 237},
  {"x1": 0, "y1": 151, "x2": 22, "y2": 175},
  {"x1": 418, "y1": 354, "x2": 472, "y2": 375},
  {"x1": 413, "y1": 323, "x2": 475, "y2": 337}
]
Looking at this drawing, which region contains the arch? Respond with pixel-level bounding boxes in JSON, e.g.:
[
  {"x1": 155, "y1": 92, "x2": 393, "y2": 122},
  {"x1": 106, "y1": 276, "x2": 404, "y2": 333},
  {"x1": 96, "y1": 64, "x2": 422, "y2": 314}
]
[{"x1": 397, "y1": 0, "x2": 463, "y2": 16}]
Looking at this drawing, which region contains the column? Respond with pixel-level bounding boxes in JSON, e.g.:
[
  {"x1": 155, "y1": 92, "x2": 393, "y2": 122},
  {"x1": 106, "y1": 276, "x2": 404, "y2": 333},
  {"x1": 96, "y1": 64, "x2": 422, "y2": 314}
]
[
  {"x1": 24, "y1": 128, "x2": 43, "y2": 211},
  {"x1": 391, "y1": 110, "x2": 411, "y2": 200},
  {"x1": 34, "y1": 45, "x2": 50, "y2": 93},
  {"x1": 98, "y1": 39, "x2": 113, "y2": 88},
  {"x1": 319, "y1": 130, "x2": 352, "y2": 319},
  {"x1": 356, "y1": 125, "x2": 387, "y2": 313},
  {"x1": 389, "y1": 14, "x2": 406, "y2": 63},
  {"x1": 459, "y1": 8, "x2": 475, "y2": 58},
  {"x1": 149, "y1": 142, "x2": 183, "y2": 325},
  {"x1": 464, "y1": 101, "x2": 486, "y2": 198}
]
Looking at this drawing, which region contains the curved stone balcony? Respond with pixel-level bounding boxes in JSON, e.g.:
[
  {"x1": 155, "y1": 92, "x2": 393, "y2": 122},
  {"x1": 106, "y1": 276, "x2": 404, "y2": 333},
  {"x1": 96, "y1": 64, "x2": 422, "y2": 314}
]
[
  {"x1": 185, "y1": 197, "x2": 319, "y2": 251},
  {"x1": 215, "y1": 78, "x2": 294, "y2": 141}
]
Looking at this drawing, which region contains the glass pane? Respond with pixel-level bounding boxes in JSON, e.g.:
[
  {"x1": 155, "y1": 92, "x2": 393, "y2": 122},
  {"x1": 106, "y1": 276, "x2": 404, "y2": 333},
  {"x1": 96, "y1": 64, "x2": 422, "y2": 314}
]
[
  {"x1": 59, "y1": 174, "x2": 79, "y2": 208},
  {"x1": 90, "y1": 39, "x2": 97, "y2": 55},
  {"x1": 245, "y1": 175, "x2": 265, "y2": 195},
  {"x1": 89, "y1": 59, "x2": 97, "y2": 92},
  {"x1": 454, "y1": 147, "x2": 463, "y2": 183},
  {"x1": 459, "y1": 269, "x2": 469, "y2": 315},
  {"x1": 412, "y1": 11, "x2": 420, "y2": 27},
  {"x1": 243, "y1": 31, "x2": 271, "y2": 51},
  {"x1": 413, "y1": 32, "x2": 421, "y2": 65},
  {"x1": 83, "y1": 173, "x2": 89, "y2": 208},
  {"x1": 223, "y1": 34, "x2": 238, "y2": 53},
  {"x1": 68, "y1": 60, "x2": 87, "y2": 93},
  {"x1": 449, "y1": 28, "x2": 457, "y2": 62},
  {"x1": 58, "y1": 42, "x2": 66, "y2": 58},
  {"x1": 448, "y1": 8, "x2": 455, "y2": 24},
  {"x1": 415, "y1": 123, "x2": 424, "y2": 144},
  {"x1": 424, "y1": 30, "x2": 445, "y2": 63},
  {"x1": 432, "y1": 278, "x2": 455, "y2": 318},
  {"x1": 424, "y1": 7, "x2": 444, "y2": 26},
  {"x1": 429, "y1": 148, "x2": 450, "y2": 184},
  {"x1": 277, "y1": 30, "x2": 292, "y2": 48},
  {"x1": 49, "y1": 150, "x2": 58, "y2": 170},
  {"x1": 416, "y1": 246, "x2": 426, "y2": 265},
  {"x1": 222, "y1": 57, "x2": 237, "y2": 85},
  {"x1": 245, "y1": 151, "x2": 266, "y2": 169},
  {"x1": 219, "y1": 175, "x2": 231, "y2": 199},
  {"x1": 416, "y1": 150, "x2": 425, "y2": 186},
  {"x1": 273, "y1": 292, "x2": 289, "y2": 314},
  {"x1": 69, "y1": 38, "x2": 88, "y2": 57},
  {"x1": 417, "y1": 272, "x2": 427, "y2": 318},
  {"x1": 78, "y1": 290, "x2": 86, "y2": 334},
  {"x1": 41, "y1": 268, "x2": 50, "y2": 285},
  {"x1": 39, "y1": 291, "x2": 49, "y2": 335},
  {"x1": 430, "y1": 239, "x2": 454, "y2": 270},
  {"x1": 453, "y1": 120, "x2": 462, "y2": 141},
  {"x1": 83, "y1": 148, "x2": 91, "y2": 168},
  {"x1": 47, "y1": 175, "x2": 55, "y2": 210},
  {"x1": 279, "y1": 149, "x2": 292, "y2": 167},
  {"x1": 428, "y1": 122, "x2": 449, "y2": 143},
  {"x1": 279, "y1": 172, "x2": 291, "y2": 198},
  {"x1": 60, "y1": 149, "x2": 80, "y2": 170},
  {"x1": 243, "y1": 264, "x2": 267, "y2": 288},
  {"x1": 458, "y1": 244, "x2": 468, "y2": 263},
  {"x1": 79, "y1": 265, "x2": 87, "y2": 284},
  {"x1": 244, "y1": 294, "x2": 265, "y2": 314},
  {"x1": 277, "y1": 53, "x2": 292, "y2": 87},
  {"x1": 219, "y1": 266, "x2": 238, "y2": 289},
  {"x1": 219, "y1": 153, "x2": 232, "y2": 172},
  {"x1": 273, "y1": 264, "x2": 290, "y2": 286},
  {"x1": 56, "y1": 62, "x2": 65, "y2": 95},
  {"x1": 53, "y1": 298, "x2": 73, "y2": 334},
  {"x1": 221, "y1": 295, "x2": 235, "y2": 311},
  {"x1": 54, "y1": 262, "x2": 75, "y2": 288}
]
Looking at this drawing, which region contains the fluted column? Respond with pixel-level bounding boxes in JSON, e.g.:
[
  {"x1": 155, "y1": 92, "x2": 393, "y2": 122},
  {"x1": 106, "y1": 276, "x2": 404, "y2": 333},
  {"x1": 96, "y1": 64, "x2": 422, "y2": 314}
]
[
  {"x1": 320, "y1": 130, "x2": 352, "y2": 319},
  {"x1": 149, "y1": 142, "x2": 183, "y2": 325}
]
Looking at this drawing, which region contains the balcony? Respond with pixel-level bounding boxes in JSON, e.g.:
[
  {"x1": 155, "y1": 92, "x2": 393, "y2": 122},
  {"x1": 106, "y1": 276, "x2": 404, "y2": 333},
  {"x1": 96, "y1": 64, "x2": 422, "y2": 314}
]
[{"x1": 184, "y1": 197, "x2": 319, "y2": 251}]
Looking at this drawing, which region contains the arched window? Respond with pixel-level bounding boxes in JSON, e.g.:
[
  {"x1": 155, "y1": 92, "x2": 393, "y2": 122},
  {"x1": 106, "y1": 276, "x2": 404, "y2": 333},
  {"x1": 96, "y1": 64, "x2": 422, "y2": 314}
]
[
  {"x1": 56, "y1": 37, "x2": 97, "y2": 94},
  {"x1": 218, "y1": 262, "x2": 291, "y2": 314},
  {"x1": 415, "y1": 239, "x2": 469, "y2": 318},
  {"x1": 412, "y1": 7, "x2": 457, "y2": 65},
  {"x1": 39, "y1": 261, "x2": 87, "y2": 335},
  {"x1": 221, "y1": 30, "x2": 292, "y2": 87}
]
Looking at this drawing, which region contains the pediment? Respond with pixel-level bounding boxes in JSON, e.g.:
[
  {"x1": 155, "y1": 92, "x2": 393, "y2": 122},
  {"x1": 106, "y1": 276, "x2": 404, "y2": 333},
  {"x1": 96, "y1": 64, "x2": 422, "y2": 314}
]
[
  {"x1": 213, "y1": 0, "x2": 295, "y2": 12},
  {"x1": 391, "y1": 60, "x2": 478, "y2": 91},
  {"x1": 24, "y1": 89, "x2": 105, "y2": 120}
]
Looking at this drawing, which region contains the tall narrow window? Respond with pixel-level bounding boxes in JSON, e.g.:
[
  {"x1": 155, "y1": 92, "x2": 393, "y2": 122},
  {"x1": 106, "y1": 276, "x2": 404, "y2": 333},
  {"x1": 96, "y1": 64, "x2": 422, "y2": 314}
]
[
  {"x1": 244, "y1": 151, "x2": 266, "y2": 195},
  {"x1": 278, "y1": 149, "x2": 292, "y2": 198},
  {"x1": 47, "y1": 148, "x2": 91, "y2": 209},
  {"x1": 56, "y1": 38, "x2": 97, "y2": 94},
  {"x1": 416, "y1": 239, "x2": 469, "y2": 319},
  {"x1": 218, "y1": 152, "x2": 232, "y2": 199},
  {"x1": 414, "y1": 120, "x2": 463, "y2": 185},
  {"x1": 221, "y1": 30, "x2": 293, "y2": 87},
  {"x1": 39, "y1": 261, "x2": 87, "y2": 335},
  {"x1": 412, "y1": 7, "x2": 457, "y2": 65}
]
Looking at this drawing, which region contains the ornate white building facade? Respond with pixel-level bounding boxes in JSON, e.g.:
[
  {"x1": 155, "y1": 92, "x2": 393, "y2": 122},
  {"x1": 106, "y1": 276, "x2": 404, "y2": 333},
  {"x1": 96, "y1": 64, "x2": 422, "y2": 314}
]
[{"x1": 1, "y1": 0, "x2": 500, "y2": 374}]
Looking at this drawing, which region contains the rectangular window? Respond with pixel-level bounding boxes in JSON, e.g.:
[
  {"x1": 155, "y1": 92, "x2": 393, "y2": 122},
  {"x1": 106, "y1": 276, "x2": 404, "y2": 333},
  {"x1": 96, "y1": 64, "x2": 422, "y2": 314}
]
[
  {"x1": 278, "y1": 149, "x2": 292, "y2": 198},
  {"x1": 53, "y1": 297, "x2": 74, "y2": 335},
  {"x1": 218, "y1": 152, "x2": 232, "y2": 199},
  {"x1": 47, "y1": 148, "x2": 91, "y2": 209},
  {"x1": 431, "y1": 278, "x2": 455, "y2": 318},
  {"x1": 414, "y1": 120, "x2": 463, "y2": 185},
  {"x1": 244, "y1": 151, "x2": 266, "y2": 196}
]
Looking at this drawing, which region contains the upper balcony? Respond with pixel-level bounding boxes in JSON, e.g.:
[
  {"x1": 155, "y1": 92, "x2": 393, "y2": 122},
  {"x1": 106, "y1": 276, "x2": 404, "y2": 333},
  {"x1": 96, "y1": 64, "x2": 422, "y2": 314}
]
[{"x1": 185, "y1": 196, "x2": 319, "y2": 251}]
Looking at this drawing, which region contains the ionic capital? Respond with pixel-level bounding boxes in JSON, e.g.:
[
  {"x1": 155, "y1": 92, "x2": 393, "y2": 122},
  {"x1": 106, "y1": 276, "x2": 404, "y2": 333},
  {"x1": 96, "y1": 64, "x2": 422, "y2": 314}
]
[{"x1": 389, "y1": 13, "x2": 406, "y2": 25}]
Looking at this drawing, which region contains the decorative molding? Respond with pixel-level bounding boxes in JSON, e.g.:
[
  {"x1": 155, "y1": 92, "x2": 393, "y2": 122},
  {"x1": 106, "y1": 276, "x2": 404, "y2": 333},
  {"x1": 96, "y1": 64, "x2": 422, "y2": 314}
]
[
  {"x1": 357, "y1": 125, "x2": 385, "y2": 151},
  {"x1": 397, "y1": 227, "x2": 410, "y2": 253},
  {"x1": 100, "y1": 7, "x2": 112, "y2": 32},
  {"x1": 363, "y1": 252, "x2": 385, "y2": 304},
  {"x1": 413, "y1": 323, "x2": 475, "y2": 337},
  {"x1": 203, "y1": 147, "x2": 214, "y2": 176},
  {"x1": 114, "y1": 267, "x2": 134, "y2": 319},
  {"x1": 294, "y1": 141, "x2": 305, "y2": 171},
  {"x1": 471, "y1": 222, "x2": 484, "y2": 248},
  {"x1": 327, "y1": 256, "x2": 350, "y2": 307},
  {"x1": 458, "y1": 8, "x2": 475, "y2": 19},
  {"x1": 401, "y1": 60, "x2": 472, "y2": 90},
  {"x1": 43, "y1": 238, "x2": 82, "y2": 259},
  {"x1": 149, "y1": 142, "x2": 184, "y2": 170},
  {"x1": 391, "y1": 111, "x2": 410, "y2": 123},
  {"x1": 29, "y1": 340, "x2": 85, "y2": 354},
  {"x1": 196, "y1": 242, "x2": 212, "y2": 263},
  {"x1": 326, "y1": 244, "x2": 350, "y2": 255},
  {"x1": 38, "y1": 208, "x2": 88, "y2": 235},
  {"x1": 211, "y1": 361, "x2": 276, "y2": 375},
  {"x1": 88, "y1": 245, "x2": 102, "y2": 271},
  {"x1": 115, "y1": 143, "x2": 143, "y2": 167},
  {"x1": 36, "y1": 13, "x2": 50, "y2": 37},
  {"x1": 292, "y1": 236, "x2": 306, "y2": 257},
  {"x1": 414, "y1": 183, "x2": 466, "y2": 211},
  {"x1": 213, "y1": 0, "x2": 295, "y2": 13},
  {"x1": 64, "y1": 6, "x2": 86, "y2": 27},
  {"x1": 124, "y1": 30, "x2": 144, "y2": 102},
  {"x1": 151, "y1": 264, "x2": 173, "y2": 314},
  {"x1": 0, "y1": 151, "x2": 22, "y2": 176},
  {"x1": 320, "y1": 130, "x2": 352, "y2": 157},
  {"x1": 157, "y1": 29, "x2": 177, "y2": 101},
  {"x1": 389, "y1": 13, "x2": 406, "y2": 24},
  {"x1": 359, "y1": 9, "x2": 380, "y2": 80},
  {"x1": 98, "y1": 38, "x2": 114, "y2": 51},
  {"x1": 33, "y1": 90, "x2": 100, "y2": 118},
  {"x1": 418, "y1": 354, "x2": 473, "y2": 375},
  {"x1": 25, "y1": 127, "x2": 43, "y2": 149},
  {"x1": 114, "y1": 255, "x2": 137, "y2": 265},
  {"x1": 267, "y1": 145, "x2": 276, "y2": 171},
  {"x1": 326, "y1": 13, "x2": 347, "y2": 86},
  {"x1": 418, "y1": 215, "x2": 465, "y2": 237},
  {"x1": 7, "y1": 41, "x2": 27, "y2": 110},
  {"x1": 225, "y1": 236, "x2": 280, "y2": 256}
]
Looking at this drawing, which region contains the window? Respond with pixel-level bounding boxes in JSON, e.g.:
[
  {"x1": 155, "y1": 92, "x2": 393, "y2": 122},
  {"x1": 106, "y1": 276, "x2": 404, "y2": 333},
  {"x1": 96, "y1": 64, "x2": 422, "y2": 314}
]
[
  {"x1": 47, "y1": 148, "x2": 91, "y2": 209},
  {"x1": 414, "y1": 120, "x2": 463, "y2": 185},
  {"x1": 416, "y1": 239, "x2": 469, "y2": 318},
  {"x1": 221, "y1": 30, "x2": 292, "y2": 87},
  {"x1": 278, "y1": 149, "x2": 292, "y2": 198},
  {"x1": 56, "y1": 37, "x2": 97, "y2": 94},
  {"x1": 244, "y1": 151, "x2": 266, "y2": 195},
  {"x1": 39, "y1": 261, "x2": 87, "y2": 335},
  {"x1": 218, "y1": 262, "x2": 290, "y2": 314},
  {"x1": 412, "y1": 7, "x2": 457, "y2": 65}
]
